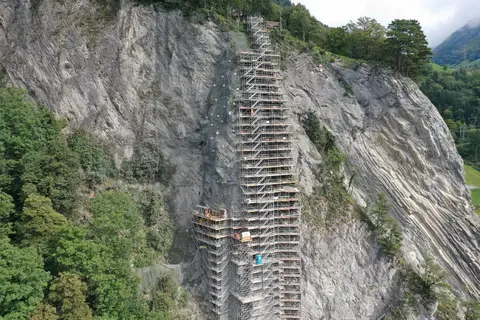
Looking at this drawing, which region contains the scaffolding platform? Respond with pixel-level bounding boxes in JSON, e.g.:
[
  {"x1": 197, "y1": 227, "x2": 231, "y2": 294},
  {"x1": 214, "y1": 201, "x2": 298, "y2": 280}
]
[{"x1": 193, "y1": 16, "x2": 301, "y2": 320}]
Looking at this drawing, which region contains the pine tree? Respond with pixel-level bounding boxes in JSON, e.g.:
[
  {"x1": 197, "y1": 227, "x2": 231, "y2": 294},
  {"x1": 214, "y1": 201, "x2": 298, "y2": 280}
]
[{"x1": 385, "y1": 19, "x2": 432, "y2": 77}]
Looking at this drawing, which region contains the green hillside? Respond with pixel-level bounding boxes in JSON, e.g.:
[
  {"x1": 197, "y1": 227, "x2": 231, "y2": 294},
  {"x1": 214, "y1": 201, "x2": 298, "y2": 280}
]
[
  {"x1": 455, "y1": 58, "x2": 480, "y2": 70},
  {"x1": 433, "y1": 23, "x2": 480, "y2": 66}
]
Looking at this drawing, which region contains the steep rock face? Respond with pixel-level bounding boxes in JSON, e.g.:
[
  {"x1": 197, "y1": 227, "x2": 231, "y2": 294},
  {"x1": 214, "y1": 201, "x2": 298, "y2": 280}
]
[
  {"x1": 0, "y1": 0, "x2": 230, "y2": 228},
  {"x1": 0, "y1": 0, "x2": 479, "y2": 318},
  {"x1": 284, "y1": 58, "x2": 480, "y2": 299},
  {"x1": 301, "y1": 220, "x2": 398, "y2": 319}
]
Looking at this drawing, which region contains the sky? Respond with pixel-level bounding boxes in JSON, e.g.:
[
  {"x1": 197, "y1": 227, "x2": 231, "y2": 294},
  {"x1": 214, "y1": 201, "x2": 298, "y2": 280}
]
[{"x1": 293, "y1": 0, "x2": 480, "y2": 47}]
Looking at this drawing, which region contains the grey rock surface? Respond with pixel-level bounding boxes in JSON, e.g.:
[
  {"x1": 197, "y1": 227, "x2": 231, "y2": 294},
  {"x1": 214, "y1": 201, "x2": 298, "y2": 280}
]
[
  {"x1": 0, "y1": 0, "x2": 229, "y2": 229},
  {"x1": 0, "y1": 0, "x2": 479, "y2": 318},
  {"x1": 284, "y1": 56, "x2": 480, "y2": 301},
  {"x1": 301, "y1": 219, "x2": 398, "y2": 320}
]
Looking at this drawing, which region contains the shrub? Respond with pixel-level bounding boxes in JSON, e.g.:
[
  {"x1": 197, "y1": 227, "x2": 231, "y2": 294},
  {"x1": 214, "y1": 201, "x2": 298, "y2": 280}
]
[
  {"x1": 365, "y1": 193, "x2": 403, "y2": 258},
  {"x1": 121, "y1": 141, "x2": 175, "y2": 184},
  {"x1": 129, "y1": 187, "x2": 174, "y2": 259},
  {"x1": 68, "y1": 131, "x2": 117, "y2": 187},
  {"x1": 302, "y1": 112, "x2": 351, "y2": 227},
  {"x1": 465, "y1": 301, "x2": 480, "y2": 320},
  {"x1": 403, "y1": 256, "x2": 450, "y2": 304}
]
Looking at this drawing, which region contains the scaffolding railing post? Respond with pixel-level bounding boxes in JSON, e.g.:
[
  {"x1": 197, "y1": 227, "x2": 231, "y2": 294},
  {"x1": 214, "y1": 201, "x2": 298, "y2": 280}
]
[
  {"x1": 194, "y1": 16, "x2": 301, "y2": 320},
  {"x1": 232, "y1": 16, "x2": 301, "y2": 320}
]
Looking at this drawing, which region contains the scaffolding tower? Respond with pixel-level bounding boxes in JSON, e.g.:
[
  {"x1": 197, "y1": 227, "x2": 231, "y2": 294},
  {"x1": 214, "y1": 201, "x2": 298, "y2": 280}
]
[
  {"x1": 193, "y1": 16, "x2": 301, "y2": 320},
  {"x1": 192, "y1": 206, "x2": 231, "y2": 320},
  {"x1": 231, "y1": 16, "x2": 302, "y2": 320}
]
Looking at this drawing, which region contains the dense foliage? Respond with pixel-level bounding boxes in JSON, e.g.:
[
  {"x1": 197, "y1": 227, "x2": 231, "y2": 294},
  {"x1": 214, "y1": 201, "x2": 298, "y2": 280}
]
[
  {"x1": 420, "y1": 67, "x2": 480, "y2": 126},
  {"x1": 281, "y1": 4, "x2": 327, "y2": 44},
  {"x1": 134, "y1": 0, "x2": 431, "y2": 77},
  {"x1": 0, "y1": 238, "x2": 50, "y2": 320},
  {"x1": 0, "y1": 88, "x2": 78, "y2": 215},
  {"x1": 284, "y1": 12, "x2": 431, "y2": 78},
  {"x1": 419, "y1": 66, "x2": 480, "y2": 167},
  {"x1": 433, "y1": 24, "x2": 480, "y2": 66},
  {"x1": 321, "y1": 18, "x2": 432, "y2": 77},
  {"x1": 0, "y1": 88, "x2": 180, "y2": 319},
  {"x1": 136, "y1": 0, "x2": 284, "y2": 21}
]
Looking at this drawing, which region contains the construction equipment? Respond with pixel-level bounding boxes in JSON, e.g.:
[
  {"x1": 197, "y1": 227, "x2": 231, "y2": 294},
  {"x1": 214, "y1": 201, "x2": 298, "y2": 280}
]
[{"x1": 192, "y1": 16, "x2": 301, "y2": 320}]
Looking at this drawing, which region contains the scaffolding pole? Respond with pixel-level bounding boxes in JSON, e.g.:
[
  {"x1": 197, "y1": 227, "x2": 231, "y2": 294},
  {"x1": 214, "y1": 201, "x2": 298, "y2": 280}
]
[
  {"x1": 231, "y1": 16, "x2": 301, "y2": 320},
  {"x1": 193, "y1": 15, "x2": 301, "y2": 320}
]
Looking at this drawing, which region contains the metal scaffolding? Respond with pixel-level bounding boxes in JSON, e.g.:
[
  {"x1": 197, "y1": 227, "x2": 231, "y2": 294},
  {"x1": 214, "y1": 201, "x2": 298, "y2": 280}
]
[
  {"x1": 193, "y1": 16, "x2": 301, "y2": 320},
  {"x1": 192, "y1": 206, "x2": 231, "y2": 320},
  {"x1": 234, "y1": 16, "x2": 301, "y2": 320}
]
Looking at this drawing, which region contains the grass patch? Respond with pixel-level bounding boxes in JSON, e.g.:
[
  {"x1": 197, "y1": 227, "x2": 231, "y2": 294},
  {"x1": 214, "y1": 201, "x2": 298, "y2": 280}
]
[
  {"x1": 471, "y1": 188, "x2": 480, "y2": 205},
  {"x1": 464, "y1": 165, "x2": 480, "y2": 214},
  {"x1": 464, "y1": 164, "x2": 480, "y2": 186}
]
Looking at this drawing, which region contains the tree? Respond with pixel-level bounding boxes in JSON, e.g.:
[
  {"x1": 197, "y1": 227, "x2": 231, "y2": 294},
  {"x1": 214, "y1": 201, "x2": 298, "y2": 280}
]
[
  {"x1": 150, "y1": 275, "x2": 179, "y2": 315},
  {"x1": 0, "y1": 88, "x2": 62, "y2": 203},
  {"x1": 46, "y1": 226, "x2": 142, "y2": 319},
  {"x1": 324, "y1": 27, "x2": 348, "y2": 55},
  {"x1": 349, "y1": 17, "x2": 386, "y2": 39},
  {"x1": 46, "y1": 226, "x2": 106, "y2": 279},
  {"x1": 0, "y1": 238, "x2": 50, "y2": 320},
  {"x1": 302, "y1": 112, "x2": 335, "y2": 153},
  {"x1": 385, "y1": 19, "x2": 432, "y2": 77},
  {"x1": 368, "y1": 193, "x2": 403, "y2": 257},
  {"x1": 30, "y1": 304, "x2": 58, "y2": 320},
  {"x1": 377, "y1": 219, "x2": 402, "y2": 256},
  {"x1": 48, "y1": 273, "x2": 92, "y2": 320},
  {"x1": 0, "y1": 191, "x2": 14, "y2": 237},
  {"x1": 89, "y1": 191, "x2": 146, "y2": 262},
  {"x1": 132, "y1": 188, "x2": 174, "y2": 257},
  {"x1": 283, "y1": 4, "x2": 326, "y2": 45},
  {"x1": 369, "y1": 192, "x2": 391, "y2": 227},
  {"x1": 68, "y1": 131, "x2": 116, "y2": 187},
  {"x1": 285, "y1": 5, "x2": 308, "y2": 42},
  {"x1": 443, "y1": 108, "x2": 454, "y2": 119},
  {"x1": 345, "y1": 17, "x2": 386, "y2": 60},
  {"x1": 16, "y1": 194, "x2": 67, "y2": 248},
  {"x1": 466, "y1": 130, "x2": 480, "y2": 162},
  {"x1": 418, "y1": 256, "x2": 448, "y2": 302},
  {"x1": 21, "y1": 137, "x2": 80, "y2": 216}
]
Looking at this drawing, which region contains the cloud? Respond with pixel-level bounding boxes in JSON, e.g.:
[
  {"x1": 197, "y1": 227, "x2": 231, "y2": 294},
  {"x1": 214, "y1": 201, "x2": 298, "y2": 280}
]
[{"x1": 293, "y1": 0, "x2": 480, "y2": 47}]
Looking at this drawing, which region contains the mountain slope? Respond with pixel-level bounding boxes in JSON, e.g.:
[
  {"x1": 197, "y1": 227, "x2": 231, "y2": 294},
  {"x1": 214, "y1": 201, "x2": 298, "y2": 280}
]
[
  {"x1": 433, "y1": 23, "x2": 480, "y2": 66},
  {"x1": 0, "y1": 0, "x2": 479, "y2": 318}
]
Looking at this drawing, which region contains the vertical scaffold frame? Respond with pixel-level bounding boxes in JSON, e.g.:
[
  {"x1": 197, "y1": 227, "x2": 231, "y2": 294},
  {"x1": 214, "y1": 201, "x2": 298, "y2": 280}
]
[
  {"x1": 231, "y1": 16, "x2": 302, "y2": 320},
  {"x1": 193, "y1": 16, "x2": 301, "y2": 320}
]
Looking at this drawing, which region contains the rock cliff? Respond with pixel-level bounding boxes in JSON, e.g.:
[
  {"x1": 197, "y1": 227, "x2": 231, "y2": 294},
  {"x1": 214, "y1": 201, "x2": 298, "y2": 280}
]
[{"x1": 0, "y1": 0, "x2": 478, "y2": 318}]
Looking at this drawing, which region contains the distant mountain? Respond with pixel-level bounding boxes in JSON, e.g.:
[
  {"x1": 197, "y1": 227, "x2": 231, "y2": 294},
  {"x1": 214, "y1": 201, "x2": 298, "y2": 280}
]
[{"x1": 433, "y1": 22, "x2": 480, "y2": 66}]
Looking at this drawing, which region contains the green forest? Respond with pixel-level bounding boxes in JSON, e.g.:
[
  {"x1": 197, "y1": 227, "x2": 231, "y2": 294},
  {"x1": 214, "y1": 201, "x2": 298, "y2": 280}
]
[
  {"x1": 419, "y1": 66, "x2": 480, "y2": 167},
  {"x1": 143, "y1": 0, "x2": 432, "y2": 78},
  {"x1": 0, "y1": 87, "x2": 189, "y2": 319}
]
